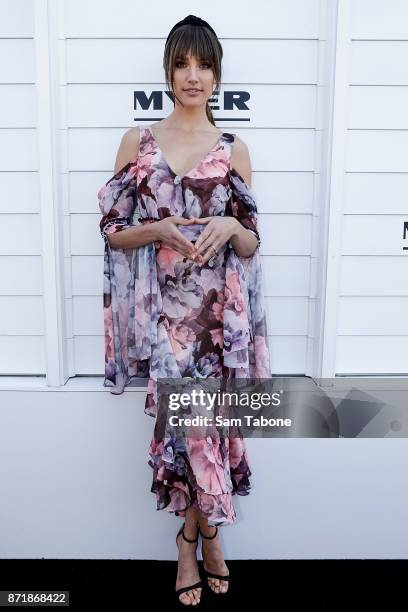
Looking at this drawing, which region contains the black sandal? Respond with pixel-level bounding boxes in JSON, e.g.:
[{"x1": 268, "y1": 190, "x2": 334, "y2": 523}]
[
  {"x1": 175, "y1": 522, "x2": 203, "y2": 604},
  {"x1": 199, "y1": 526, "x2": 230, "y2": 593}
]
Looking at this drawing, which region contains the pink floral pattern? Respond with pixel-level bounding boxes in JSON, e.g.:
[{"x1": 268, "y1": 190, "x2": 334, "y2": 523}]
[{"x1": 98, "y1": 126, "x2": 270, "y2": 526}]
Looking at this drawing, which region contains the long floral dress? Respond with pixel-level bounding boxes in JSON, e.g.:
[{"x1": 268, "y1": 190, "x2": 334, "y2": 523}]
[{"x1": 98, "y1": 125, "x2": 270, "y2": 526}]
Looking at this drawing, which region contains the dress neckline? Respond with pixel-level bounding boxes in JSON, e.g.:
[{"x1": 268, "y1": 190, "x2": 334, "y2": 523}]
[{"x1": 146, "y1": 125, "x2": 225, "y2": 180}]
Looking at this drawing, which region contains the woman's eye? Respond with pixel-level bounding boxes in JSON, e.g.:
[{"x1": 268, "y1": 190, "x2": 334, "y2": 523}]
[{"x1": 175, "y1": 61, "x2": 211, "y2": 69}]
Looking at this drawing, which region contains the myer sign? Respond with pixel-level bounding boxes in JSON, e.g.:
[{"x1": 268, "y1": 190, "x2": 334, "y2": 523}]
[{"x1": 133, "y1": 90, "x2": 251, "y2": 121}]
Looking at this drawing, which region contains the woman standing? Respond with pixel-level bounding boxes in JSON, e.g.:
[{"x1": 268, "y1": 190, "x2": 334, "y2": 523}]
[{"x1": 98, "y1": 15, "x2": 270, "y2": 606}]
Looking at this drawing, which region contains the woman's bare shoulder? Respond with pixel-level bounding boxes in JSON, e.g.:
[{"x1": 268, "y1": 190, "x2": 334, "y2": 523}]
[
  {"x1": 113, "y1": 127, "x2": 141, "y2": 174},
  {"x1": 230, "y1": 134, "x2": 252, "y2": 187}
]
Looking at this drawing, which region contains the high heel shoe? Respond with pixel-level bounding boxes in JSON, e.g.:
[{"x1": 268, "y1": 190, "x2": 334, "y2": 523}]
[
  {"x1": 175, "y1": 522, "x2": 203, "y2": 605},
  {"x1": 199, "y1": 525, "x2": 230, "y2": 594}
]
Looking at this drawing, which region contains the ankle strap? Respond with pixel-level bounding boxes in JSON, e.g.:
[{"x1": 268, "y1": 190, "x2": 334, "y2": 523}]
[
  {"x1": 181, "y1": 525, "x2": 199, "y2": 543},
  {"x1": 199, "y1": 526, "x2": 218, "y2": 539}
]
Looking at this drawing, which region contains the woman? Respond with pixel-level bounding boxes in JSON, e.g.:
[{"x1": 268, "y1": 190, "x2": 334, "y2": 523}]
[{"x1": 98, "y1": 15, "x2": 270, "y2": 606}]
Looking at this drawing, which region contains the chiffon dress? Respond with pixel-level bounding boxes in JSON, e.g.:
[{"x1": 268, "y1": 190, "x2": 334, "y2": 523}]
[{"x1": 98, "y1": 125, "x2": 271, "y2": 526}]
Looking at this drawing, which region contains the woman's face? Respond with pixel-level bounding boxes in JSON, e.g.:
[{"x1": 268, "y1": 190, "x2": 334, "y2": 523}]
[{"x1": 171, "y1": 52, "x2": 215, "y2": 107}]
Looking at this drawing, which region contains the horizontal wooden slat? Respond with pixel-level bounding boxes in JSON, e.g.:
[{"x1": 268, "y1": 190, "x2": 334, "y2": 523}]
[
  {"x1": 0, "y1": 0, "x2": 34, "y2": 37},
  {"x1": 340, "y1": 256, "x2": 408, "y2": 296},
  {"x1": 0, "y1": 256, "x2": 43, "y2": 295},
  {"x1": 342, "y1": 215, "x2": 407, "y2": 255},
  {"x1": 0, "y1": 85, "x2": 37, "y2": 128},
  {"x1": 346, "y1": 131, "x2": 408, "y2": 172},
  {"x1": 71, "y1": 213, "x2": 312, "y2": 256},
  {"x1": 0, "y1": 296, "x2": 44, "y2": 335},
  {"x1": 71, "y1": 254, "x2": 311, "y2": 298},
  {"x1": 336, "y1": 336, "x2": 408, "y2": 374},
  {"x1": 68, "y1": 128, "x2": 316, "y2": 172},
  {"x1": 0, "y1": 172, "x2": 40, "y2": 213},
  {"x1": 352, "y1": 0, "x2": 408, "y2": 39},
  {"x1": 0, "y1": 336, "x2": 45, "y2": 373},
  {"x1": 351, "y1": 41, "x2": 408, "y2": 85},
  {"x1": 73, "y1": 334, "x2": 307, "y2": 375},
  {"x1": 0, "y1": 129, "x2": 38, "y2": 171},
  {"x1": 73, "y1": 169, "x2": 314, "y2": 215},
  {"x1": 344, "y1": 173, "x2": 408, "y2": 214},
  {"x1": 72, "y1": 295, "x2": 309, "y2": 337},
  {"x1": 67, "y1": 84, "x2": 317, "y2": 128},
  {"x1": 66, "y1": 39, "x2": 318, "y2": 84},
  {"x1": 0, "y1": 40, "x2": 35, "y2": 83},
  {"x1": 338, "y1": 297, "x2": 408, "y2": 334},
  {"x1": 64, "y1": 0, "x2": 320, "y2": 39},
  {"x1": 0, "y1": 214, "x2": 42, "y2": 255},
  {"x1": 349, "y1": 86, "x2": 408, "y2": 129}
]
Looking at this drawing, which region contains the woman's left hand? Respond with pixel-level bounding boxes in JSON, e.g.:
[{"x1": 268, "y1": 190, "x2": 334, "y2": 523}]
[{"x1": 189, "y1": 216, "x2": 239, "y2": 266}]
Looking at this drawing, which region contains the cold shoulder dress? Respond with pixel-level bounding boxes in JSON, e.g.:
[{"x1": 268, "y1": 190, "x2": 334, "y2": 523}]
[{"x1": 98, "y1": 125, "x2": 271, "y2": 526}]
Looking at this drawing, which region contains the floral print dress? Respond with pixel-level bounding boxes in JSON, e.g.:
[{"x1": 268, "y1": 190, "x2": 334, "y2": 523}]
[{"x1": 98, "y1": 125, "x2": 270, "y2": 526}]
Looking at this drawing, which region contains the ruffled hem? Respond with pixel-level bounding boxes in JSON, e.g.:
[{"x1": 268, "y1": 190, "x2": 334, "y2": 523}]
[{"x1": 147, "y1": 432, "x2": 252, "y2": 527}]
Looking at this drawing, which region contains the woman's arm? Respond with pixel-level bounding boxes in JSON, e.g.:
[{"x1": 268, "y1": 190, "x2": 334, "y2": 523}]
[
  {"x1": 229, "y1": 136, "x2": 258, "y2": 257},
  {"x1": 105, "y1": 127, "x2": 161, "y2": 249}
]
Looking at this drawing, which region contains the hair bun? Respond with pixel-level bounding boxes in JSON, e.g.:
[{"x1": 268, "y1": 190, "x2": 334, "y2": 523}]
[{"x1": 166, "y1": 14, "x2": 217, "y2": 44}]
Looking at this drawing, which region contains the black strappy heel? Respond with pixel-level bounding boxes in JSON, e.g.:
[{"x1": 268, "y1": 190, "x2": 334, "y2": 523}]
[
  {"x1": 199, "y1": 525, "x2": 230, "y2": 593},
  {"x1": 175, "y1": 522, "x2": 203, "y2": 604}
]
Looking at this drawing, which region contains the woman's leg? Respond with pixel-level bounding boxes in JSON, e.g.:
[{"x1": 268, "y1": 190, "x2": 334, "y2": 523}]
[
  {"x1": 197, "y1": 514, "x2": 230, "y2": 594},
  {"x1": 176, "y1": 505, "x2": 202, "y2": 605}
]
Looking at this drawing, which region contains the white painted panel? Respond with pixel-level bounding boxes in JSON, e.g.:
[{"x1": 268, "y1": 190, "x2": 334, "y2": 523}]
[
  {"x1": 268, "y1": 335, "x2": 308, "y2": 373},
  {"x1": 74, "y1": 333, "x2": 305, "y2": 375},
  {"x1": 0, "y1": 172, "x2": 40, "y2": 213},
  {"x1": 262, "y1": 256, "x2": 311, "y2": 296},
  {"x1": 0, "y1": 40, "x2": 36, "y2": 83},
  {"x1": 71, "y1": 256, "x2": 102, "y2": 295},
  {"x1": 338, "y1": 297, "x2": 408, "y2": 335},
  {"x1": 69, "y1": 128, "x2": 315, "y2": 172},
  {"x1": 71, "y1": 254, "x2": 309, "y2": 298},
  {"x1": 346, "y1": 131, "x2": 408, "y2": 172},
  {"x1": 74, "y1": 335, "x2": 104, "y2": 373},
  {"x1": 73, "y1": 296, "x2": 102, "y2": 335},
  {"x1": 0, "y1": 215, "x2": 41, "y2": 255},
  {"x1": 266, "y1": 297, "x2": 309, "y2": 335},
  {"x1": 67, "y1": 39, "x2": 318, "y2": 84},
  {"x1": 74, "y1": 295, "x2": 309, "y2": 337},
  {"x1": 349, "y1": 86, "x2": 408, "y2": 129},
  {"x1": 352, "y1": 0, "x2": 408, "y2": 39},
  {"x1": 252, "y1": 172, "x2": 314, "y2": 214},
  {"x1": 0, "y1": 256, "x2": 43, "y2": 295},
  {"x1": 64, "y1": 0, "x2": 320, "y2": 38},
  {"x1": 340, "y1": 256, "x2": 408, "y2": 296},
  {"x1": 342, "y1": 216, "x2": 406, "y2": 255},
  {"x1": 0, "y1": 296, "x2": 44, "y2": 335},
  {"x1": 0, "y1": 85, "x2": 37, "y2": 128},
  {"x1": 0, "y1": 0, "x2": 34, "y2": 36},
  {"x1": 67, "y1": 84, "x2": 317, "y2": 129},
  {"x1": 351, "y1": 41, "x2": 408, "y2": 85},
  {"x1": 0, "y1": 129, "x2": 38, "y2": 171},
  {"x1": 336, "y1": 337, "x2": 408, "y2": 374},
  {"x1": 344, "y1": 173, "x2": 408, "y2": 214},
  {"x1": 72, "y1": 170, "x2": 314, "y2": 215},
  {"x1": 0, "y1": 337, "x2": 45, "y2": 373},
  {"x1": 71, "y1": 213, "x2": 312, "y2": 257},
  {"x1": 70, "y1": 172, "x2": 108, "y2": 214}
]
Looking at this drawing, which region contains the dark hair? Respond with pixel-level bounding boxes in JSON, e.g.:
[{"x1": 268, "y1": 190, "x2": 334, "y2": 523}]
[{"x1": 163, "y1": 20, "x2": 223, "y2": 126}]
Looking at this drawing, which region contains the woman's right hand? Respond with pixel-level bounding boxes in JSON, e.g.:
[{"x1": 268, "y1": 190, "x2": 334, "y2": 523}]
[{"x1": 153, "y1": 216, "x2": 199, "y2": 260}]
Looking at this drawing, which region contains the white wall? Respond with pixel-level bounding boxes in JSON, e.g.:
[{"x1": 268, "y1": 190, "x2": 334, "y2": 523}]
[
  {"x1": 65, "y1": 0, "x2": 327, "y2": 377},
  {"x1": 334, "y1": 0, "x2": 408, "y2": 374},
  {"x1": 0, "y1": 0, "x2": 45, "y2": 374},
  {"x1": 1, "y1": 0, "x2": 408, "y2": 561}
]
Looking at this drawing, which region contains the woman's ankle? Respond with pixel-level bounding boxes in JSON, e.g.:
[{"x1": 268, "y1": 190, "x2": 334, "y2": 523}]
[{"x1": 199, "y1": 523, "x2": 217, "y2": 538}]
